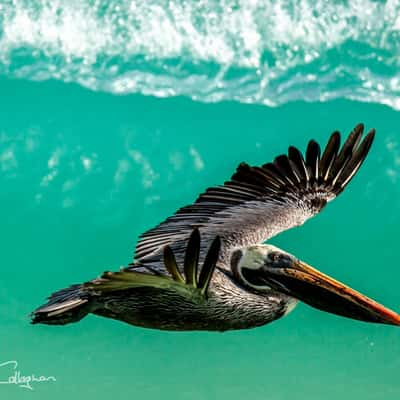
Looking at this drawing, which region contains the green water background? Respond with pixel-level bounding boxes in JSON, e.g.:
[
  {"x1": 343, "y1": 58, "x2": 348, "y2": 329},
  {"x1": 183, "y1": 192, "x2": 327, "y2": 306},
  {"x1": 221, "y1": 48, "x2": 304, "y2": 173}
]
[{"x1": 1, "y1": 76, "x2": 400, "y2": 399}]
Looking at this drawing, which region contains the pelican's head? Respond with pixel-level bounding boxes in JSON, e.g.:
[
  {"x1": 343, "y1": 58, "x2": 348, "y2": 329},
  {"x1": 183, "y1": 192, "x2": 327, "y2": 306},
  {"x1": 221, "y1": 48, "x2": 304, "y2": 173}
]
[{"x1": 230, "y1": 244, "x2": 400, "y2": 326}]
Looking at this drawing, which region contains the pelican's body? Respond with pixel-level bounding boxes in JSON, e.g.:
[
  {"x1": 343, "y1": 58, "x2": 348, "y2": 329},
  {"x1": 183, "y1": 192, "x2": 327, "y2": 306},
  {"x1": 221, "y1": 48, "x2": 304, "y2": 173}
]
[
  {"x1": 32, "y1": 125, "x2": 400, "y2": 330},
  {"x1": 91, "y1": 274, "x2": 292, "y2": 331}
]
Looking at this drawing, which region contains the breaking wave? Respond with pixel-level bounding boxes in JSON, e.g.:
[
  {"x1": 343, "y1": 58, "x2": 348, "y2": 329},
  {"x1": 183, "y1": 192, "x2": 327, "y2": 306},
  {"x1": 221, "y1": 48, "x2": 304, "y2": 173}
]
[{"x1": 1, "y1": 0, "x2": 400, "y2": 109}]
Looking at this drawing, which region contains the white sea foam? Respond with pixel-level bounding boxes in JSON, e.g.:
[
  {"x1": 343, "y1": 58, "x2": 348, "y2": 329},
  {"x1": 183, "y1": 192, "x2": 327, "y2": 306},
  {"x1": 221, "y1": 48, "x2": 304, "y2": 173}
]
[
  {"x1": 1, "y1": 1, "x2": 400, "y2": 108},
  {"x1": 189, "y1": 146, "x2": 204, "y2": 171},
  {"x1": 128, "y1": 149, "x2": 159, "y2": 188}
]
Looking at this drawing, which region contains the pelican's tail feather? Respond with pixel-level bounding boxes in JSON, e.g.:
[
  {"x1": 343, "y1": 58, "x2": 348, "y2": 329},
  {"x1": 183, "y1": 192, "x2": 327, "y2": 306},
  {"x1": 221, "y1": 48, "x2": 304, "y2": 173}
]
[{"x1": 31, "y1": 284, "x2": 92, "y2": 325}]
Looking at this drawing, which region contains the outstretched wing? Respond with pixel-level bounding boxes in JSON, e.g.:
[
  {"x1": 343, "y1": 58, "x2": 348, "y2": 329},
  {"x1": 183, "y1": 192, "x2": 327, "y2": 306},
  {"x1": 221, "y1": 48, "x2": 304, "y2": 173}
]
[{"x1": 134, "y1": 124, "x2": 375, "y2": 272}]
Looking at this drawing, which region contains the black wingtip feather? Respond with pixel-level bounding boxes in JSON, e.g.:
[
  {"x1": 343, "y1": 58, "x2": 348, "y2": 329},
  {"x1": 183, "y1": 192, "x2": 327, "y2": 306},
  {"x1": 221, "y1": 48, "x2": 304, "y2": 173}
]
[
  {"x1": 198, "y1": 235, "x2": 221, "y2": 295},
  {"x1": 334, "y1": 124, "x2": 364, "y2": 169},
  {"x1": 183, "y1": 228, "x2": 201, "y2": 287},
  {"x1": 306, "y1": 140, "x2": 321, "y2": 184},
  {"x1": 164, "y1": 245, "x2": 185, "y2": 283},
  {"x1": 319, "y1": 131, "x2": 340, "y2": 182},
  {"x1": 288, "y1": 145, "x2": 309, "y2": 184},
  {"x1": 274, "y1": 155, "x2": 299, "y2": 186},
  {"x1": 333, "y1": 128, "x2": 375, "y2": 193}
]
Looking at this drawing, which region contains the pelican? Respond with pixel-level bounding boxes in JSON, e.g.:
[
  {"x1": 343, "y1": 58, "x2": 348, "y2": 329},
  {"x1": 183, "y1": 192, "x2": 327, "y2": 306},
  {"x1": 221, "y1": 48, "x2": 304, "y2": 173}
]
[{"x1": 32, "y1": 124, "x2": 400, "y2": 330}]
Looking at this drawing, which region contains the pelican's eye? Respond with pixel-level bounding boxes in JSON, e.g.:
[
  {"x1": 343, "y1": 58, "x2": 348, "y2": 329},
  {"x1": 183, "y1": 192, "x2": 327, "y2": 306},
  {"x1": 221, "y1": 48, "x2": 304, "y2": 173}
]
[
  {"x1": 267, "y1": 252, "x2": 292, "y2": 268},
  {"x1": 269, "y1": 252, "x2": 283, "y2": 263}
]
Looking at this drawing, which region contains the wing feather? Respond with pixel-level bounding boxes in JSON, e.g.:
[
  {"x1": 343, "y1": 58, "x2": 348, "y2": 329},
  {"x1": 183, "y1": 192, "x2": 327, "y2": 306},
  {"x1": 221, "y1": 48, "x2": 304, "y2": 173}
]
[{"x1": 319, "y1": 131, "x2": 340, "y2": 181}]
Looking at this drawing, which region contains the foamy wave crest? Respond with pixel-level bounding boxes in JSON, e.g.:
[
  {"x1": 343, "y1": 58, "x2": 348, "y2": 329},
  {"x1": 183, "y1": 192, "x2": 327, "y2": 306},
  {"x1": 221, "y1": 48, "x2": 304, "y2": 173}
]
[{"x1": 1, "y1": 0, "x2": 400, "y2": 108}]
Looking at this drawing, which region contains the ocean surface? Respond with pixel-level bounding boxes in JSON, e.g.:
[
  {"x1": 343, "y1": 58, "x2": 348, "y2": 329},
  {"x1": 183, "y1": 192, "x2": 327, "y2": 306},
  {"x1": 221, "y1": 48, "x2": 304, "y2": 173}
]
[{"x1": 1, "y1": 1, "x2": 400, "y2": 399}]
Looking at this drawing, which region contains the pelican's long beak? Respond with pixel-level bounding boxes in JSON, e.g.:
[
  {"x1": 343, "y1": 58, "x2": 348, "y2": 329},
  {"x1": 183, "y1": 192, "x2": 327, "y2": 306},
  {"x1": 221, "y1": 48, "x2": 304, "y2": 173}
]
[{"x1": 266, "y1": 260, "x2": 400, "y2": 326}]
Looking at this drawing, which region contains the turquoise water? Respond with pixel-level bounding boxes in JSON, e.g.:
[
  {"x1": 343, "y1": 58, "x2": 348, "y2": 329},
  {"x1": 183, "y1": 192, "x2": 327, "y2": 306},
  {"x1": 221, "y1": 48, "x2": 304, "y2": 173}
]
[{"x1": 2, "y1": 1, "x2": 400, "y2": 399}]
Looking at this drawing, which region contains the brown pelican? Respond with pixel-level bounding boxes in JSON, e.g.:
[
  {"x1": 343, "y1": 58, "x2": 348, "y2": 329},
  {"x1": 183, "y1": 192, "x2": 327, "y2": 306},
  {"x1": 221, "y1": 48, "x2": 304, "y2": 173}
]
[{"x1": 32, "y1": 124, "x2": 400, "y2": 330}]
